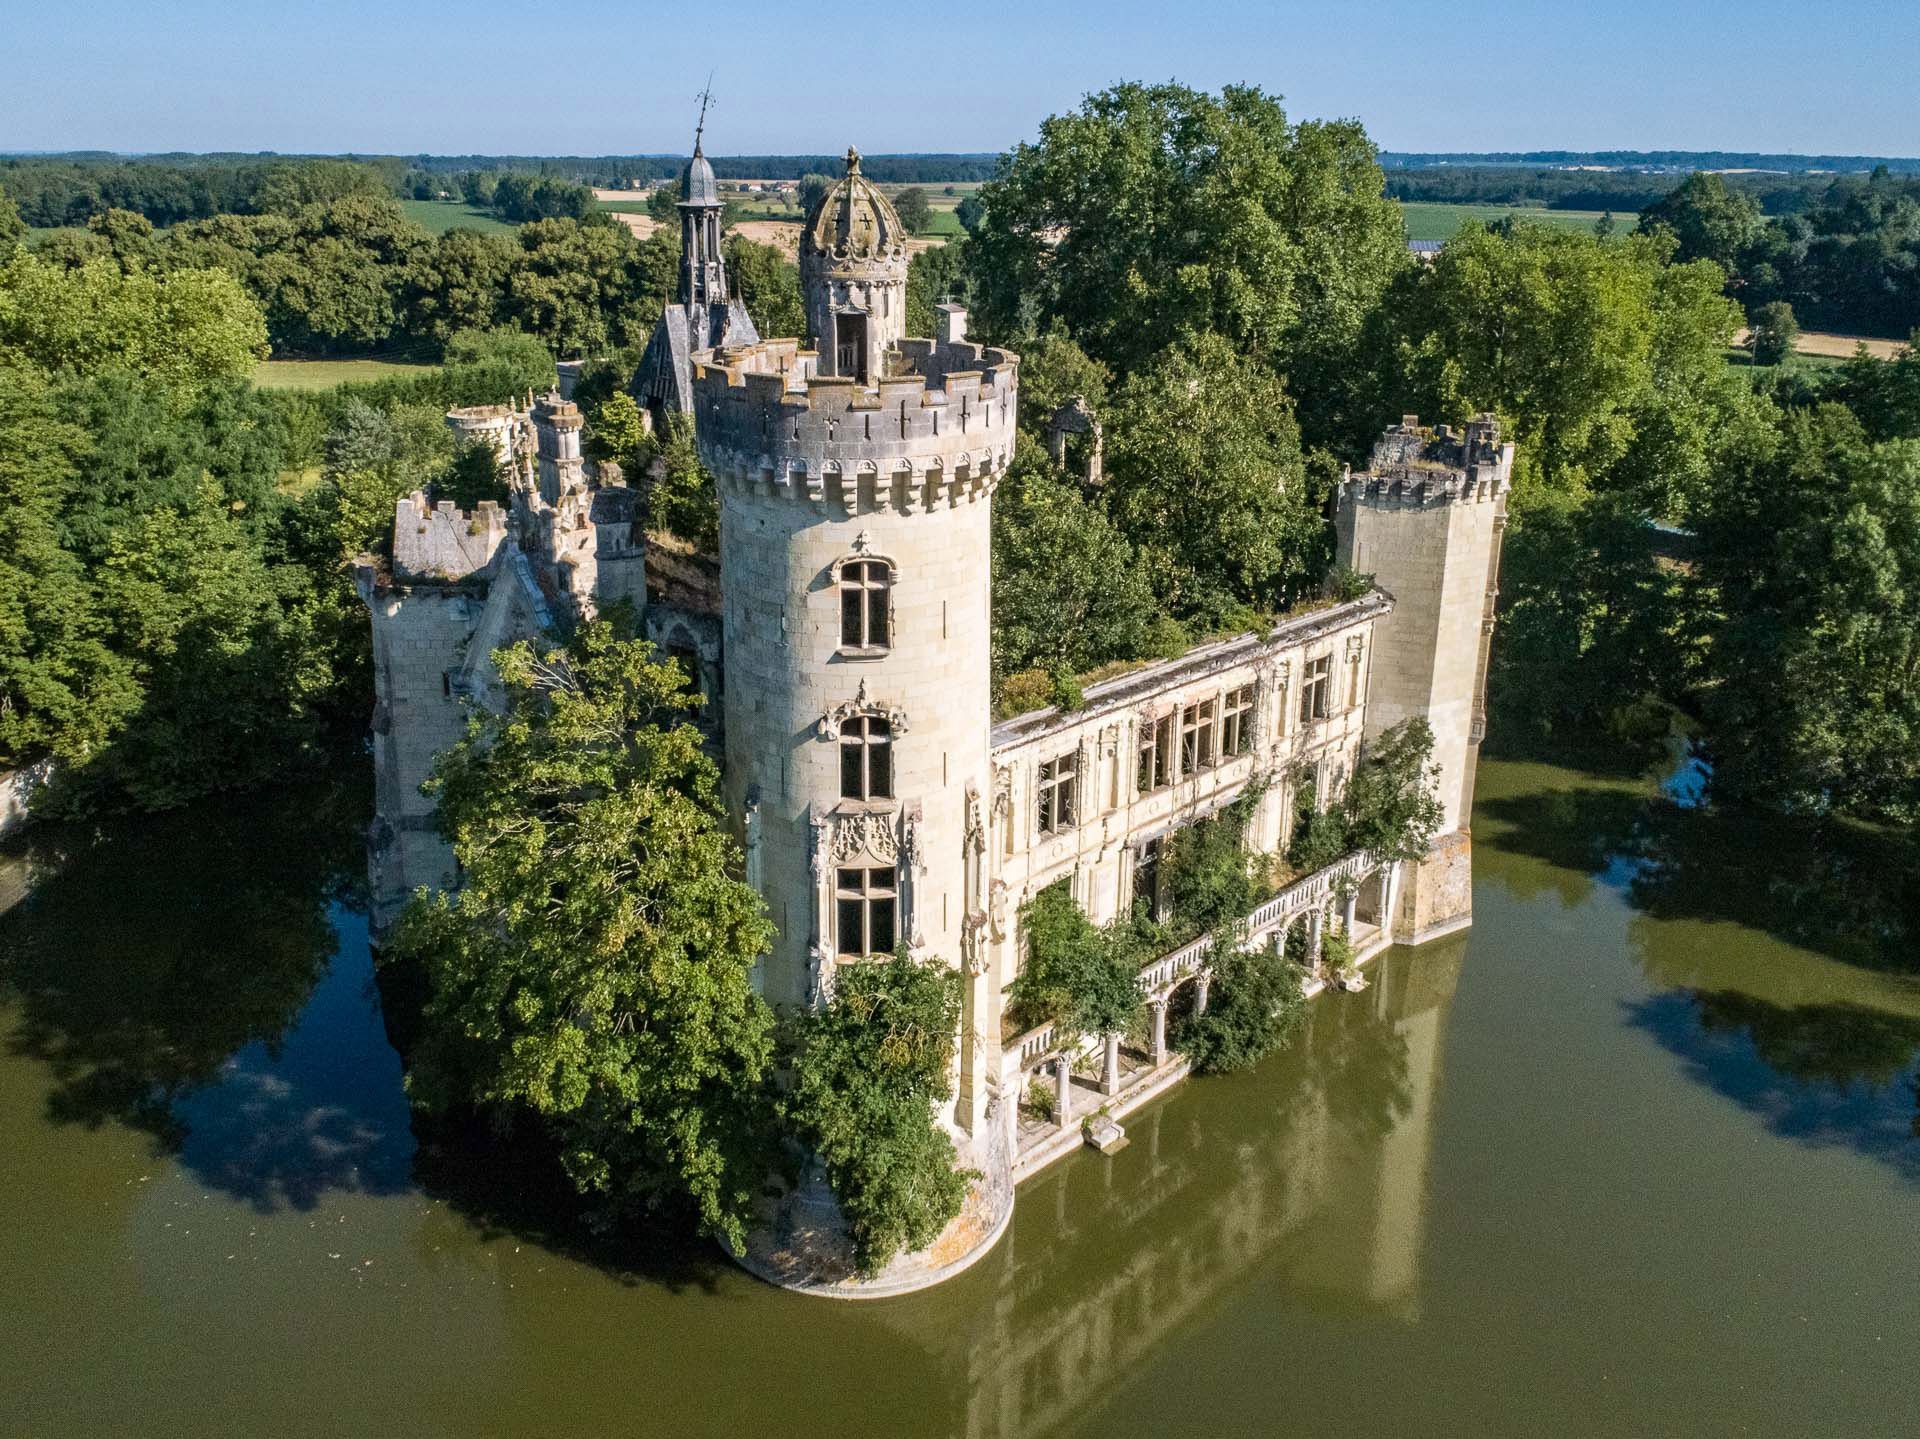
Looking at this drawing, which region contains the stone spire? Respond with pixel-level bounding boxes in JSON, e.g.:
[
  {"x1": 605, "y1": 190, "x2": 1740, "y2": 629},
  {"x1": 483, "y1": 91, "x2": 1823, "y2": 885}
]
[{"x1": 678, "y1": 92, "x2": 727, "y2": 307}]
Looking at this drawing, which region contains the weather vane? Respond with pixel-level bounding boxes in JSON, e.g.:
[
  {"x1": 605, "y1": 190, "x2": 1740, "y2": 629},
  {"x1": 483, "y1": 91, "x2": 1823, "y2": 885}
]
[{"x1": 693, "y1": 72, "x2": 715, "y2": 150}]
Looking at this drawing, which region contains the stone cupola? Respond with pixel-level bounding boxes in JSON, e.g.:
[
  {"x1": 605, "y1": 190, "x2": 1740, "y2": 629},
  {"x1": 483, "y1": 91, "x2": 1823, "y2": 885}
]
[{"x1": 800, "y1": 146, "x2": 911, "y2": 383}]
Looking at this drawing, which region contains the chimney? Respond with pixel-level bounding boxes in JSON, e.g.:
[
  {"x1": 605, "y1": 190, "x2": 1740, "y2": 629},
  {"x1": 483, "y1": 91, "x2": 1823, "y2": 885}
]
[{"x1": 935, "y1": 303, "x2": 968, "y2": 345}]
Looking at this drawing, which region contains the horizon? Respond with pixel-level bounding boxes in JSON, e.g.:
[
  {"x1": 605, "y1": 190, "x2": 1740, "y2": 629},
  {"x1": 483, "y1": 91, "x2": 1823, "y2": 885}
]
[{"x1": 4, "y1": 0, "x2": 1916, "y2": 158}]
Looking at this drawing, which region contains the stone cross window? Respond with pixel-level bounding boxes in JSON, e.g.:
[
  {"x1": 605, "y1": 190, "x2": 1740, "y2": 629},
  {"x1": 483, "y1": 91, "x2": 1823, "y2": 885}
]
[
  {"x1": 835, "y1": 866, "x2": 897, "y2": 957},
  {"x1": 840, "y1": 715, "x2": 894, "y2": 800},
  {"x1": 1180, "y1": 700, "x2": 1216, "y2": 776},
  {"x1": 1221, "y1": 684, "x2": 1255, "y2": 757},
  {"x1": 1299, "y1": 655, "x2": 1333, "y2": 725},
  {"x1": 1137, "y1": 713, "x2": 1175, "y2": 795},
  {"x1": 839, "y1": 559, "x2": 892, "y2": 651},
  {"x1": 1035, "y1": 753, "x2": 1077, "y2": 838}
]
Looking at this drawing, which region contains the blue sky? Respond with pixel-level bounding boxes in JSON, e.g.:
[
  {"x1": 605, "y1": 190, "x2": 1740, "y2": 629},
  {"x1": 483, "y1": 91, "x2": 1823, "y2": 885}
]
[{"x1": 5, "y1": 0, "x2": 1916, "y2": 157}]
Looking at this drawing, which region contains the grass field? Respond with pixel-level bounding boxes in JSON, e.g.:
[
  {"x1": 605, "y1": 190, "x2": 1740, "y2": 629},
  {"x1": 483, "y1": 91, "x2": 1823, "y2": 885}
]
[
  {"x1": 1400, "y1": 202, "x2": 1614, "y2": 242},
  {"x1": 252, "y1": 358, "x2": 439, "y2": 390},
  {"x1": 397, "y1": 199, "x2": 518, "y2": 236}
]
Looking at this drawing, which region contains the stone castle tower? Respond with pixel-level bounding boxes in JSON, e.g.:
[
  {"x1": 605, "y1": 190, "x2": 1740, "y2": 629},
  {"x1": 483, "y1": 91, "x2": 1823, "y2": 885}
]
[{"x1": 1335, "y1": 414, "x2": 1510, "y2": 941}]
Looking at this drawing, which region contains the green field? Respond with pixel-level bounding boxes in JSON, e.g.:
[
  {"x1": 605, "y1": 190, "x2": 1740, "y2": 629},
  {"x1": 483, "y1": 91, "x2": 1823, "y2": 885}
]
[
  {"x1": 1400, "y1": 202, "x2": 1616, "y2": 242},
  {"x1": 252, "y1": 358, "x2": 440, "y2": 391},
  {"x1": 397, "y1": 199, "x2": 518, "y2": 236}
]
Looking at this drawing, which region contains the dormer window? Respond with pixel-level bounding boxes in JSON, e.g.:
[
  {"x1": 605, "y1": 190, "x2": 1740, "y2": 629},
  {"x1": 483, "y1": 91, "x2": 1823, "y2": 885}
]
[{"x1": 840, "y1": 559, "x2": 891, "y2": 652}]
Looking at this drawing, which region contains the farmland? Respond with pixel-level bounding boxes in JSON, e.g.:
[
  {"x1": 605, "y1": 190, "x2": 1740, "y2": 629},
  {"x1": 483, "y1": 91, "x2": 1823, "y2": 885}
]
[
  {"x1": 396, "y1": 199, "x2": 518, "y2": 236},
  {"x1": 1399, "y1": 202, "x2": 1616, "y2": 242}
]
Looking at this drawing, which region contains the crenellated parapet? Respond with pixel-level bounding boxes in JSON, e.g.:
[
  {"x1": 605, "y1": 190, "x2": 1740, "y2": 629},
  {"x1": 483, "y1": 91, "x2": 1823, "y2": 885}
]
[
  {"x1": 391, "y1": 491, "x2": 509, "y2": 583},
  {"x1": 1340, "y1": 413, "x2": 1513, "y2": 508},
  {"x1": 691, "y1": 334, "x2": 1019, "y2": 510}
]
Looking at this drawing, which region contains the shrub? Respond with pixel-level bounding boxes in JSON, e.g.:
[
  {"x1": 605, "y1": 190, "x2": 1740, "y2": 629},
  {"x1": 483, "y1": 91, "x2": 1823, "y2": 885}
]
[
  {"x1": 1009, "y1": 881, "x2": 1144, "y2": 1042},
  {"x1": 786, "y1": 950, "x2": 970, "y2": 1276},
  {"x1": 996, "y1": 666, "x2": 1056, "y2": 718},
  {"x1": 1178, "y1": 943, "x2": 1305, "y2": 1075}
]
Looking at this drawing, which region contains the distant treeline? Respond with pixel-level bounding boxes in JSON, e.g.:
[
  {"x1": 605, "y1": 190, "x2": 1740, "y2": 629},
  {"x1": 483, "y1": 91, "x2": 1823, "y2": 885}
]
[
  {"x1": 2, "y1": 152, "x2": 1003, "y2": 228},
  {"x1": 1381, "y1": 150, "x2": 1920, "y2": 173}
]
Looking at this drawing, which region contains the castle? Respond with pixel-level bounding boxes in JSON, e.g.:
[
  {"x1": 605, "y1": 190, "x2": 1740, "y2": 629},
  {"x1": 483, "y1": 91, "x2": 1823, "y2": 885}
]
[{"x1": 358, "y1": 145, "x2": 1509, "y2": 1296}]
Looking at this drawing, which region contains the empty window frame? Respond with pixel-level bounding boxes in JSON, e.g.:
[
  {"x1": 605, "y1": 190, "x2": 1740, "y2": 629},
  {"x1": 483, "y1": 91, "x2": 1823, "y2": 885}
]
[
  {"x1": 1221, "y1": 684, "x2": 1255, "y2": 757},
  {"x1": 1137, "y1": 713, "x2": 1175, "y2": 794},
  {"x1": 1036, "y1": 752, "x2": 1077, "y2": 837},
  {"x1": 835, "y1": 866, "x2": 897, "y2": 957},
  {"x1": 1299, "y1": 655, "x2": 1333, "y2": 725},
  {"x1": 1133, "y1": 835, "x2": 1164, "y2": 921},
  {"x1": 839, "y1": 715, "x2": 893, "y2": 800},
  {"x1": 840, "y1": 560, "x2": 891, "y2": 650},
  {"x1": 1180, "y1": 700, "x2": 1215, "y2": 776}
]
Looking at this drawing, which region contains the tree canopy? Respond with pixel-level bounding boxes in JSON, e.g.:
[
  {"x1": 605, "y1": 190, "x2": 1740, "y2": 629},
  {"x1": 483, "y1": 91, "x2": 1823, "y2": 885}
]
[{"x1": 390, "y1": 616, "x2": 778, "y2": 1246}]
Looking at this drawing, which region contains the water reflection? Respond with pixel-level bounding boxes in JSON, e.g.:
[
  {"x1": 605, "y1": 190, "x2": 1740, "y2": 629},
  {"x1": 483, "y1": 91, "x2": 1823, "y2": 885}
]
[
  {"x1": 1476, "y1": 747, "x2": 1920, "y2": 1179},
  {"x1": 939, "y1": 942, "x2": 1460, "y2": 1439},
  {"x1": 0, "y1": 785, "x2": 411, "y2": 1210}
]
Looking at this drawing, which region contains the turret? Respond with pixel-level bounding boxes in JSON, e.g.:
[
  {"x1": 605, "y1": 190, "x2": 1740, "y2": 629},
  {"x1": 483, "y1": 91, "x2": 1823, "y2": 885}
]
[
  {"x1": 799, "y1": 148, "x2": 910, "y2": 383},
  {"x1": 1335, "y1": 413, "x2": 1510, "y2": 941}
]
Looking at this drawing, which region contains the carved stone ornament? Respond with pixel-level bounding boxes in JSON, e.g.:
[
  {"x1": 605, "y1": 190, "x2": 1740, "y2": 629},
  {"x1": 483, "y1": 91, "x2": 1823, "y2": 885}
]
[
  {"x1": 988, "y1": 880, "x2": 1010, "y2": 942},
  {"x1": 830, "y1": 809, "x2": 899, "y2": 864},
  {"x1": 1346, "y1": 634, "x2": 1365, "y2": 661},
  {"x1": 809, "y1": 812, "x2": 828, "y2": 881},
  {"x1": 902, "y1": 802, "x2": 927, "y2": 875},
  {"x1": 964, "y1": 783, "x2": 986, "y2": 855},
  {"x1": 818, "y1": 678, "x2": 910, "y2": 739},
  {"x1": 807, "y1": 942, "x2": 836, "y2": 1008},
  {"x1": 960, "y1": 913, "x2": 990, "y2": 976}
]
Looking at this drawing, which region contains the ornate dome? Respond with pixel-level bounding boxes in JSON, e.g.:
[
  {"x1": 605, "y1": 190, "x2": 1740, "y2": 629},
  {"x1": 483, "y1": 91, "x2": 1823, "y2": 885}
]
[
  {"x1": 802, "y1": 147, "x2": 908, "y2": 261},
  {"x1": 681, "y1": 145, "x2": 719, "y2": 208}
]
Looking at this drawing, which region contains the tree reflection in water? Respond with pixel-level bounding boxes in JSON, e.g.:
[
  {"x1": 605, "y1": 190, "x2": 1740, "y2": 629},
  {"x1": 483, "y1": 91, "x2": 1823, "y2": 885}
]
[
  {"x1": 0, "y1": 783, "x2": 409, "y2": 1209},
  {"x1": 1477, "y1": 744, "x2": 1920, "y2": 1174}
]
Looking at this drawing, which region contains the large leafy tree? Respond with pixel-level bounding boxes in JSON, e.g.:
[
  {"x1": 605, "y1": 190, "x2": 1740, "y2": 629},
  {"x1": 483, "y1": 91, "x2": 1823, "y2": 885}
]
[
  {"x1": 1105, "y1": 332, "x2": 1324, "y2": 623},
  {"x1": 786, "y1": 950, "x2": 969, "y2": 1275},
  {"x1": 1692, "y1": 407, "x2": 1920, "y2": 823},
  {"x1": 0, "y1": 250, "x2": 266, "y2": 395},
  {"x1": 966, "y1": 81, "x2": 1404, "y2": 443},
  {"x1": 723, "y1": 234, "x2": 804, "y2": 339},
  {"x1": 1636, "y1": 172, "x2": 1763, "y2": 279},
  {"x1": 391, "y1": 616, "x2": 778, "y2": 1245}
]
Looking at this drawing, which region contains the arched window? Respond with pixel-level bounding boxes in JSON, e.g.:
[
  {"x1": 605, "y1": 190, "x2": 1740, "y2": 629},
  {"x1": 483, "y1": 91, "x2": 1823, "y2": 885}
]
[
  {"x1": 840, "y1": 560, "x2": 891, "y2": 651},
  {"x1": 840, "y1": 715, "x2": 893, "y2": 800}
]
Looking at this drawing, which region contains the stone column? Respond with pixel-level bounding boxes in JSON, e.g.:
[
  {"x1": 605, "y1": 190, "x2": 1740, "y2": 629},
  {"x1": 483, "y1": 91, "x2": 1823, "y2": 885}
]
[
  {"x1": 1308, "y1": 907, "x2": 1325, "y2": 968},
  {"x1": 1383, "y1": 862, "x2": 1402, "y2": 940},
  {"x1": 1102, "y1": 1032, "x2": 1121, "y2": 1095},
  {"x1": 1149, "y1": 1000, "x2": 1168, "y2": 1066},
  {"x1": 1054, "y1": 1055, "x2": 1073, "y2": 1130},
  {"x1": 1343, "y1": 887, "x2": 1358, "y2": 936},
  {"x1": 1195, "y1": 973, "x2": 1211, "y2": 1015}
]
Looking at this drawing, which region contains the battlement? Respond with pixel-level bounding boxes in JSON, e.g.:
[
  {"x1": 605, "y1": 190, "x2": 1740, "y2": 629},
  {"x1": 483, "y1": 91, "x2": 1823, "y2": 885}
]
[
  {"x1": 391, "y1": 491, "x2": 509, "y2": 583},
  {"x1": 692, "y1": 335, "x2": 1020, "y2": 509},
  {"x1": 1340, "y1": 413, "x2": 1513, "y2": 507}
]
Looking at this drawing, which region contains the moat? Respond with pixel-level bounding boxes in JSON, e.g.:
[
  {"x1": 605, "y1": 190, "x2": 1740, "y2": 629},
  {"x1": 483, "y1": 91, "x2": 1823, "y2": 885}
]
[{"x1": 3, "y1": 746, "x2": 1917, "y2": 1438}]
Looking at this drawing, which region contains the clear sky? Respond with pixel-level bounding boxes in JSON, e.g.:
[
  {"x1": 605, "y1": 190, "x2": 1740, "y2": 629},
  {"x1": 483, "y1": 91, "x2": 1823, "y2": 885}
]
[{"x1": 5, "y1": 0, "x2": 1916, "y2": 158}]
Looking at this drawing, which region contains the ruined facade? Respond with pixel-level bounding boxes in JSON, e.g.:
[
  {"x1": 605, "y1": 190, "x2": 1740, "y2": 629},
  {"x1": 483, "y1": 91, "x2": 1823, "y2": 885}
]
[{"x1": 361, "y1": 147, "x2": 1509, "y2": 1296}]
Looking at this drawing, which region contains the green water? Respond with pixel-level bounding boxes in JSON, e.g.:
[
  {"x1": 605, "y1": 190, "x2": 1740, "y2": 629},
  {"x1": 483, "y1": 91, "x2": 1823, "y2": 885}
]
[{"x1": 3, "y1": 751, "x2": 1917, "y2": 1438}]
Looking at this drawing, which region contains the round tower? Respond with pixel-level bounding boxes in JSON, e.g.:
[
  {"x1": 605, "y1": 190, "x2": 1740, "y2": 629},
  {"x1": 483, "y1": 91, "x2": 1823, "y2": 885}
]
[{"x1": 799, "y1": 148, "x2": 910, "y2": 383}]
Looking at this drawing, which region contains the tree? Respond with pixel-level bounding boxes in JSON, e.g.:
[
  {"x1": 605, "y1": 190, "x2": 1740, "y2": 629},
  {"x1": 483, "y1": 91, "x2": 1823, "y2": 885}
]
[
  {"x1": 1636, "y1": 172, "x2": 1762, "y2": 280},
  {"x1": 504, "y1": 217, "x2": 653, "y2": 356},
  {"x1": 954, "y1": 193, "x2": 984, "y2": 235},
  {"x1": 991, "y1": 460, "x2": 1157, "y2": 678},
  {"x1": 647, "y1": 183, "x2": 681, "y2": 224},
  {"x1": 649, "y1": 413, "x2": 720, "y2": 551},
  {"x1": 0, "y1": 183, "x2": 24, "y2": 260},
  {"x1": 0, "y1": 357, "x2": 139, "y2": 768},
  {"x1": 1177, "y1": 943, "x2": 1304, "y2": 1075},
  {"x1": 797, "y1": 173, "x2": 834, "y2": 218},
  {"x1": 390, "y1": 616, "x2": 778, "y2": 1245},
  {"x1": 1105, "y1": 332, "x2": 1324, "y2": 623},
  {"x1": 723, "y1": 235, "x2": 804, "y2": 339},
  {"x1": 1340, "y1": 718, "x2": 1444, "y2": 861},
  {"x1": 0, "y1": 251, "x2": 267, "y2": 396},
  {"x1": 964, "y1": 81, "x2": 1404, "y2": 446},
  {"x1": 406, "y1": 228, "x2": 512, "y2": 341},
  {"x1": 1008, "y1": 882, "x2": 1144, "y2": 1043},
  {"x1": 786, "y1": 950, "x2": 969, "y2": 1276},
  {"x1": 905, "y1": 239, "x2": 968, "y2": 340},
  {"x1": 893, "y1": 187, "x2": 932, "y2": 233},
  {"x1": 1691, "y1": 407, "x2": 1920, "y2": 823},
  {"x1": 1750, "y1": 300, "x2": 1800, "y2": 365}
]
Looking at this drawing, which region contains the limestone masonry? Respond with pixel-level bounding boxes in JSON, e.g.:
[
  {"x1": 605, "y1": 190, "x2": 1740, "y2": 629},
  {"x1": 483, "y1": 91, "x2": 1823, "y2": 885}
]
[{"x1": 360, "y1": 144, "x2": 1510, "y2": 1296}]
